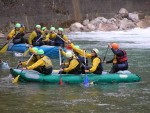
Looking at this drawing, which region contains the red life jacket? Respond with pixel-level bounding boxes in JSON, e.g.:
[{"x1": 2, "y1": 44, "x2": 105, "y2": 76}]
[{"x1": 117, "y1": 50, "x2": 128, "y2": 63}]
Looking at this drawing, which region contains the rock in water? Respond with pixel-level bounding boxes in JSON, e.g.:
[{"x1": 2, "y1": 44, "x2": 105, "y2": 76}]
[
  {"x1": 0, "y1": 61, "x2": 10, "y2": 69},
  {"x1": 137, "y1": 16, "x2": 150, "y2": 28},
  {"x1": 119, "y1": 18, "x2": 136, "y2": 30},
  {"x1": 119, "y1": 8, "x2": 129, "y2": 18},
  {"x1": 128, "y1": 12, "x2": 145, "y2": 22},
  {"x1": 86, "y1": 23, "x2": 95, "y2": 31},
  {"x1": 83, "y1": 19, "x2": 90, "y2": 26},
  {"x1": 70, "y1": 22, "x2": 84, "y2": 32},
  {"x1": 90, "y1": 17, "x2": 107, "y2": 27},
  {"x1": 98, "y1": 23, "x2": 118, "y2": 31}
]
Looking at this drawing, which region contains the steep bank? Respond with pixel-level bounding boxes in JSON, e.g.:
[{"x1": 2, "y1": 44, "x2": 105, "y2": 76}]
[{"x1": 0, "y1": 0, "x2": 150, "y2": 32}]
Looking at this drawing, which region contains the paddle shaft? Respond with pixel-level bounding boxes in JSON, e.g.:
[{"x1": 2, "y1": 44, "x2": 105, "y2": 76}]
[
  {"x1": 54, "y1": 32, "x2": 66, "y2": 42},
  {"x1": 26, "y1": 54, "x2": 34, "y2": 65},
  {"x1": 84, "y1": 50, "x2": 86, "y2": 64},
  {"x1": 36, "y1": 35, "x2": 44, "y2": 42},
  {"x1": 59, "y1": 49, "x2": 62, "y2": 66},
  {"x1": 103, "y1": 45, "x2": 109, "y2": 62},
  {"x1": 59, "y1": 49, "x2": 63, "y2": 85}
]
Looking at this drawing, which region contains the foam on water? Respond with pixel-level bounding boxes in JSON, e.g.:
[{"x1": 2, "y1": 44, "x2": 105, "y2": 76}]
[{"x1": 68, "y1": 27, "x2": 150, "y2": 49}]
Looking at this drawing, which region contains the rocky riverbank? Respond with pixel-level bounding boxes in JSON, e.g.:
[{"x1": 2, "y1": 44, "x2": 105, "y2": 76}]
[{"x1": 67, "y1": 8, "x2": 150, "y2": 32}]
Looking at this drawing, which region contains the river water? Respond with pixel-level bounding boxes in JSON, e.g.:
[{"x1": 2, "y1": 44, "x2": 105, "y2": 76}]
[{"x1": 0, "y1": 28, "x2": 150, "y2": 113}]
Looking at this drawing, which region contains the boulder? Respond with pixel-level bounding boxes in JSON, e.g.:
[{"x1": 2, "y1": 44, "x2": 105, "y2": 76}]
[
  {"x1": 114, "y1": 14, "x2": 123, "y2": 20},
  {"x1": 128, "y1": 13, "x2": 140, "y2": 22},
  {"x1": 107, "y1": 18, "x2": 117, "y2": 24},
  {"x1": 83, "y1": 19, "x2": 90, "y2": 26},
  {"x1": 86, "y1": 23, "x2": 95, "y2": 31},
  {"x1": 136, "y1": 16, "x2": 150, "y2": 28},
  {"x1": 80, "y1": 26, "x2": 90, "y2": 32},
  {"x1": 69, "y1": 22, "x2": 84, "y2": 32},
  {"x1": 119, "y1": 18, "x2": 136, "y2": 30},
  {"x1": 90, "y1": 17, "x2": 107, "y2": 27},
  {"x1": 97, "y1": 23, "x2": 118, "y2": 31},
  {"x1": 128, "y1": 12, "x2": 145, "y2": 22},
  {"x1": 119, "y1": 8, "x2": 128, "y2": 18}
]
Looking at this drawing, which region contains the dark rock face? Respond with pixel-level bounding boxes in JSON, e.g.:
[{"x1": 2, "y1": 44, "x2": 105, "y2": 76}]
[{"x1": 0, "y1": 0, "x2": 149, "y2": 31}]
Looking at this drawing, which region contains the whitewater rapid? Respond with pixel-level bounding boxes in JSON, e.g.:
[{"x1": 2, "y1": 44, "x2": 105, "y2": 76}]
[{"x1": 68, "y1": 27, "x2": 150, "y2": 49}]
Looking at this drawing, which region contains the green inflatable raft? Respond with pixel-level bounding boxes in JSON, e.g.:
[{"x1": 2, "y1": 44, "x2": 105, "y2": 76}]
[{"x1": 10, "y1": 69, "x2": 141, "y2": 84}]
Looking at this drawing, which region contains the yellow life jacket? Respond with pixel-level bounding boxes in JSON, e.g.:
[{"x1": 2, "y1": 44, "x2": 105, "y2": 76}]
[{"x1": 42, "y1": 56, "x2": 53, "y2": 68}]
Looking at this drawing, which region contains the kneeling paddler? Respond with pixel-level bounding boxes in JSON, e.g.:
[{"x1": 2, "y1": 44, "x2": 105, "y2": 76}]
[{"x1": 23, "y1": 49, "x2": 53, "y2": 75}]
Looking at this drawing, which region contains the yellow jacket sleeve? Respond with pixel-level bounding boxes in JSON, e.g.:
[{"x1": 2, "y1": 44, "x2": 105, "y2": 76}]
[
  {"x1": 27, "y1": 59, "x2": 45, "y2": 70},
  {"x1": 28, "y1": 31, "x2": 37, "y2": 44},
  {"x1": 8, "y1": 29, "x2": 16, "y2": 39},
  {"x1": 63, "y1": 59, "x2": 79, "y2": 72},
  {"x1": 43, "y1": 34, "x2": 50, "y2": 41},
  {"x1": 89, "y1": 57, "x2": 100, "y2": 73},
  {"x1": 61, "y1": 50, "x2": 66, "y2": 57},
  {"x1": 64, "y1": 62, "x2": 69, "y2": 66},
  {"x1": 43, "y1": 33, "x2": 56, "y2": 41},
  {"x1": 63, "y1": 35, "x2": 68, "y2": 41},
  {"x1": 51, "y1": 33, "x2": 56, "y2": 38},
  {"x1": 71, "y1": 43, "x2": 92, "y2": 58},
  {"x1": 21, "y1": 61, "x2": 27, "y2": 67}
]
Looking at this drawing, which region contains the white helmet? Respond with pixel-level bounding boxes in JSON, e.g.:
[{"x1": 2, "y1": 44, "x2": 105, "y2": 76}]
[
  {"x1": 92, "y1": 48, "x2": 99, "y2": 55},
  {"x1": 66, "y1": 51, "x2": 73, "y2": 58}
]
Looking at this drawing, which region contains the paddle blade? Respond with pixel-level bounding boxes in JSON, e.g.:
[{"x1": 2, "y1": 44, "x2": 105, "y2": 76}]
[
  {"x1": 84, "y1": 75, "x2": 89, "y2": 87},
  {"x1": 23, "y1": 49, "x2": 29, "y2": 57},
  {"x1": 12, "y1": 75, "x2": 20, "y2": 83},
  {"x1": 0, "y1": 44, "x2": 8, "y2": 53},
  {"x1": 60, "y1": 78, "x2": 63, "y2": 86}
]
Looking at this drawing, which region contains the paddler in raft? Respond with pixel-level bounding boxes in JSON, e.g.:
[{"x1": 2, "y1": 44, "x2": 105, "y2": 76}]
[
  {"x1": 28, "y1": 25, "x2": 44, "y2": 46},
  {"x1": 59, "y1": 51, "x2": 82, "y2": 74},
  {"x1": 54, "y1": 27, "x2": 68, "y2": 47},
  {"x1": 59, "y1": 45, "x2": 88, "y2": 74},
  {"x1": 19, "y1": 47, "x2": 39, "y2": 67},
  {"x1": 7, "y1": 23, "x2": 27, "y2": 44},
  {"x1": 68, "y1": 40, "x2": 103, "y2": 74},
  {"x1": 42, "y1": 27, "x2": 56, "y2": 46},
  {"x1": 41, "y1": 27, "x2": 49, "y2": 39},
  {"x1": 22, "y1": 49, "x2": 53, "y2": 75},
  {"x1": 104, "y1": 43, "x2": 128, "y2": 73}
]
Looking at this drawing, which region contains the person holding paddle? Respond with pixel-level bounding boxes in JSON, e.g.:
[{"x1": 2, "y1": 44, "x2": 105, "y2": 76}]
[
  {"x1": 28, "y1": 25, "x2": 44, "y2": 46},
  {"x1": 42, "y1": 27, "x2": 56, "y2": 46},
  {"x1": 7, "y1": 23, "x2": 26, "y2": 44},
  {"x1": 59, "y1": 45, "x2": 88, "y2": 74},
  {"x1": 84, "y1": 49, "x2": 103, "y2": 74},
  {"x1": 68, "y1": 40, "x2": 103, "y2": 74},
  {"x1": 59, "y1": 51, "x2": 82, "y2": 74},
  {"x1": 19, "y1": 47, "x2": 39, "y2": 67},
  {"x1": 41, "y1": 27, "x2": 49, "y2": 38},
  {"x1": 55, "y1": 28, "x2": 68, "y2": 47},
  {"x1": 104, "y1": 43, "x2": 128, "y2": 73},
  {"x1": 23, "y1": 49, "x2": 53, "y2": 75}
]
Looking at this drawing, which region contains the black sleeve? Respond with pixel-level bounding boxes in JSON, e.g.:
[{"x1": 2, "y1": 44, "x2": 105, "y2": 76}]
[{"x1": 111, "y1": 48, "x2": 124, "y2": 57}]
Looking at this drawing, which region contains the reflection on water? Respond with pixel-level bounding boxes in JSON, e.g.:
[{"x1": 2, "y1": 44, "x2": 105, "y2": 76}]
[{"x1": 0, "y1": 34, "x2": 150, "y2": 112}]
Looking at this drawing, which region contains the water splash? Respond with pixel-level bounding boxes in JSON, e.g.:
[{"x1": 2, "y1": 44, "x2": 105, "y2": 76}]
[{"x1": 68, "y1": 27, "x2": 150, "y2": 49}]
